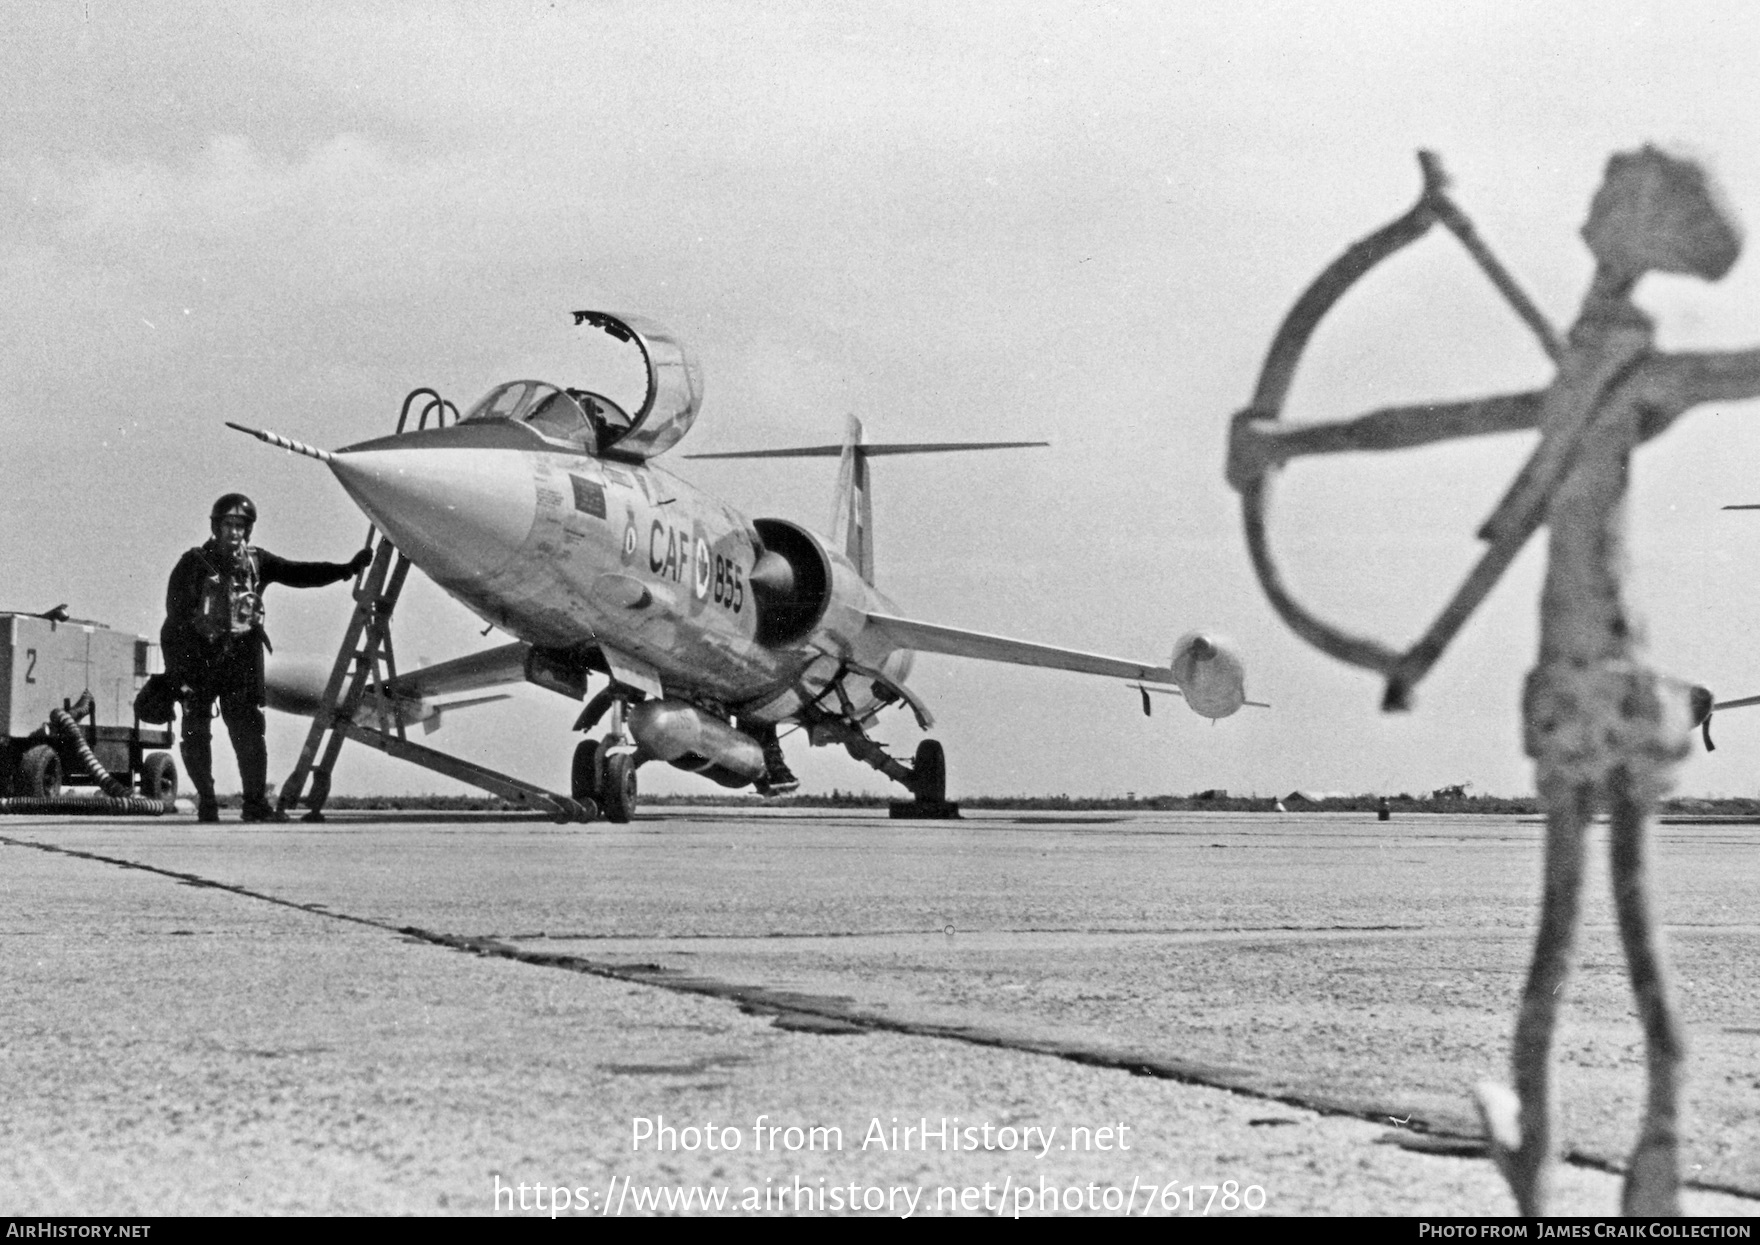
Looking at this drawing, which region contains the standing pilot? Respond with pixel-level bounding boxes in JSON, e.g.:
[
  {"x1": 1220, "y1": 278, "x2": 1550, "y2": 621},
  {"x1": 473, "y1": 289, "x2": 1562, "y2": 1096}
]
[{"x1": 162, "y1": 493, "x2": 370, "y2": 822}]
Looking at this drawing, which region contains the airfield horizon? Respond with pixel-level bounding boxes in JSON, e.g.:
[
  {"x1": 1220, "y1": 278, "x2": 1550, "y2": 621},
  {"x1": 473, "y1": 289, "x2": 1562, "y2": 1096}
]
[{"x1": 158, "y1": 790, "x2": 1760, "y2": 818}]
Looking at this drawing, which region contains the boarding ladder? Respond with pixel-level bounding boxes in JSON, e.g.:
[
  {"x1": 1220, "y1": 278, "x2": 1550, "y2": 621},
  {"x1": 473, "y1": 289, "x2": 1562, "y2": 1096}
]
[{"x1": 275, "y1": 389, "x2": 593, "y2": 823}]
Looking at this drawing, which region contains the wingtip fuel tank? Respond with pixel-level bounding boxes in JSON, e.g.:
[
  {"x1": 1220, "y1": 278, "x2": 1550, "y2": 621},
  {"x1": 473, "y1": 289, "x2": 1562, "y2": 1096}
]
[{"x1": 1171, "y1": 632, "x2": 1250, "y2": 719}]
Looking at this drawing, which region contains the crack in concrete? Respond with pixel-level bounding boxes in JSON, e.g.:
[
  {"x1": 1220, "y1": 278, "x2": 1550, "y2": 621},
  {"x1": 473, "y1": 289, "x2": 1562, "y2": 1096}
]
[{"x1": 504, "y1": 922, "x2": 1435, "y2": 942}]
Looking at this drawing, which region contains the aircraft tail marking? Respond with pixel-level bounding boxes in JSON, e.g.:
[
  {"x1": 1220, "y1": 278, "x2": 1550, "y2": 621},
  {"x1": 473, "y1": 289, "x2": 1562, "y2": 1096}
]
[{"x1": 831, "y1": 414, "x2": 873, "y2": 583}]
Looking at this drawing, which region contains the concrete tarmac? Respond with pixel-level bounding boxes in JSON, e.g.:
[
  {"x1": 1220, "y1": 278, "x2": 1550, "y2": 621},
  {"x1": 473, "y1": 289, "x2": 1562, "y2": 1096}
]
[{"x1": 2, "y1": 807, "x2": 1757, "y2": 1218}]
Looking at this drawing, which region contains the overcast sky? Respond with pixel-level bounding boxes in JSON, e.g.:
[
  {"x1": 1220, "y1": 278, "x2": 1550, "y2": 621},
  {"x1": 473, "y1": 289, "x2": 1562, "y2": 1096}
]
[{"x1": 7, "y1": 1, "x2": 1760, "y2": 799}]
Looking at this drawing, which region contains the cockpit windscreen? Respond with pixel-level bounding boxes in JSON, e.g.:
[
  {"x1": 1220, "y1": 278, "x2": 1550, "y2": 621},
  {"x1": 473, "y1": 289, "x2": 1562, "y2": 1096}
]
[{"x1": 462, "y1": 380, "x2": 623, "y2": 453}]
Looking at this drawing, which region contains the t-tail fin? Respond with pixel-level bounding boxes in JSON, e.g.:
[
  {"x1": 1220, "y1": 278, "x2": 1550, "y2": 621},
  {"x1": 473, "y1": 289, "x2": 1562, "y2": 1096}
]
[
  {"x1": 685, "y1": 422, "x2": 1048, "y2": 586},
  {"x1": 831, "y1": 415, "x2": 874, "y2": 583}
]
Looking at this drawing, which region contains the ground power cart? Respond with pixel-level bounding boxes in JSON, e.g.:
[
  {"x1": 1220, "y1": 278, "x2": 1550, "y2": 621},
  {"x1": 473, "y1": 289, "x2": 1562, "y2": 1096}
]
[{"x1": 0, "y1": 611, "x2": 178, "y2": 800}]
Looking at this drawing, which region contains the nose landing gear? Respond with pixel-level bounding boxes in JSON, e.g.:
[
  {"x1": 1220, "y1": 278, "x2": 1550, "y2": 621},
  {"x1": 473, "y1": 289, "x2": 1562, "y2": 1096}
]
[
  {"x1": 599, "y1": 751, "x2": 639, "y2": 823},
  {"x1": 572, "y1": 693, "x2": 642, "y2": 824}
]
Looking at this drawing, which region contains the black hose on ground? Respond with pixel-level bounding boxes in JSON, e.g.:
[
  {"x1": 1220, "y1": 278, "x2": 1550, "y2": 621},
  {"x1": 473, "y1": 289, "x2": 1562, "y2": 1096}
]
[
  {"x1": 0, "y1": 795, "x2": 175, "y2": 816},
  {"x1": 0, "y1": 691, "x2": 176, "y2": 816}
]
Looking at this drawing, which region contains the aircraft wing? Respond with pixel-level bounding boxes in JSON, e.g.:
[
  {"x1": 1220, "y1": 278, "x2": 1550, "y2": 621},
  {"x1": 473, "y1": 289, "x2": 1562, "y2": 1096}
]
[
  {"x1": 381, "y1": 641, "x2": 533, "y2": 699},
  {"x1": 864, "y1": 613, "x2": 1178, "y2": 685}
]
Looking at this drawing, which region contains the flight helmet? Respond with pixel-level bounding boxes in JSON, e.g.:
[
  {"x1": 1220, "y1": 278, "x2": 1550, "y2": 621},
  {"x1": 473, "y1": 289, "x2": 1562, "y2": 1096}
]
[{"x1": 210, "y1": 492, "x2": 257, "y2": 535}]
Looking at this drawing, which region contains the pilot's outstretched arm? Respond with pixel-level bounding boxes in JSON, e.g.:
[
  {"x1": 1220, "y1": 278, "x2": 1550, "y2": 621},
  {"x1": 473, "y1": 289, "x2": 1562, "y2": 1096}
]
[{"x1": 257, "y1": 547, "x2": 372, "y2": 590}]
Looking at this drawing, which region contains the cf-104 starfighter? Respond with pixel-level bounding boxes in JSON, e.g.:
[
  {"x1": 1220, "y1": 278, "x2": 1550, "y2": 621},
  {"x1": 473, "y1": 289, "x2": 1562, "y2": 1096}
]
[{"x1": 232, "y1": 311, "x2": 1256, "y2": 821}]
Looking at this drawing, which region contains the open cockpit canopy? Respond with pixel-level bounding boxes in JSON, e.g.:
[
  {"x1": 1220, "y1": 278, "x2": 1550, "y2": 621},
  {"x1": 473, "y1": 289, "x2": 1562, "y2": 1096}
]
[{"x1": 459, "y1": 312, "x2": 703, "y2": 460}]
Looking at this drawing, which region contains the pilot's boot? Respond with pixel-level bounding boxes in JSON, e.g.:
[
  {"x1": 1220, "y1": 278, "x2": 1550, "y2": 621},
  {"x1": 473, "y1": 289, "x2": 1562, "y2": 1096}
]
[
  {"x1": 234, "y1": 722, "x2": 285, "y2": 823},
  {"x1": 180, "y1": 733, "x2": 220, "y2": 823},
  {"x1": 755, "y1": 725, "x2": 798, "y2": 796}
]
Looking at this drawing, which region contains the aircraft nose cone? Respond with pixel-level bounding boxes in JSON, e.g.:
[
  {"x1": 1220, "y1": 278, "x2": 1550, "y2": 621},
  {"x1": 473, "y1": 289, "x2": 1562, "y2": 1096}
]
[{"x1": 328, "y1": 448, "x2": 537, "y2": 585}]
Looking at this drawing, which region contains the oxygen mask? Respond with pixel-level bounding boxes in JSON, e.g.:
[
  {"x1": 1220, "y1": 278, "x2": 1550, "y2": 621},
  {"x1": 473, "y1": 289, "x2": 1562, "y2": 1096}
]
[{"x1": 215, "y1": 516, "x2": 252, "y2": 567}]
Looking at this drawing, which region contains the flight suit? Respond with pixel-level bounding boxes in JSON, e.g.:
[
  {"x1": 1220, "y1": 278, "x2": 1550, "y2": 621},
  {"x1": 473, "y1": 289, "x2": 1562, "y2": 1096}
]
[{"x1": 162, "y1": 541, "x2": 363, "y2": 819}]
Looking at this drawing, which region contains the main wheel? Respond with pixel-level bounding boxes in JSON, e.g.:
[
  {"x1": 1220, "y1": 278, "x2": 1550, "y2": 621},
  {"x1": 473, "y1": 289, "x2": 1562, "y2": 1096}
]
[
  {"x1": 571, "y1": 738, "x2": 601, "y2": 803},
  {"x1": 21, "y1": 744, "x2": 61, "y2": 798},
  {"x1": 140, "y1": 752, "x2": 178, "y2": 800},
  {"x1": 911, "y1": 738, "x2": 947, "y2": 803},
  {"x1": 601, "y1": 751, "x2": 638, "y2": 824}
]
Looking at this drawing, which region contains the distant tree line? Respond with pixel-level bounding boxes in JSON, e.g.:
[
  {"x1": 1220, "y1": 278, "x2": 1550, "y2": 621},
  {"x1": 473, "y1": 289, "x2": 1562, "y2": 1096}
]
[{"x1": 301, "y1": 791, "x2": 1760, "y2": 817}]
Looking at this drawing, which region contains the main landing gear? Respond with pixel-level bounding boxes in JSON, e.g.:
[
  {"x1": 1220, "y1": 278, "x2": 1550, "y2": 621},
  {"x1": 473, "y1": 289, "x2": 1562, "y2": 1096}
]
[
  {"x1": 887, "y1": 738, "x2": 958, "y2": 820},
  {"x1": 812, "y1": 718, "x2": 959, "y2": 819},
  {"x1": 800, "y1": 671, "x2": 960, "y2": 819}
]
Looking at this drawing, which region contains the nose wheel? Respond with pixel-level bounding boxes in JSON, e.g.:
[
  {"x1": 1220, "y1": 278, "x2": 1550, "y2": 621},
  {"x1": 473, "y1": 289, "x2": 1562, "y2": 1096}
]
[
  {"x1": 600, "y1": 752, "x2": 638, "y2": 823},
  {"x1": 572, "y1": 738, "x2": 639, "y2": 823},
  {"x1": 571, "y1": 738, "x2": 600, "y2": 803}
]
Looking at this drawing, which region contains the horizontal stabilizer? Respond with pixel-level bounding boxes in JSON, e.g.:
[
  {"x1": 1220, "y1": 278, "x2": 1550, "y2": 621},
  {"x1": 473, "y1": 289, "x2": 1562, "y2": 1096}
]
[
  {"x1": 865, "y1": 613, "x2": 1177, "y2": 684},
  {"x1": 1712, "y1": 693, "x2": 1760, "y2": 712},
  {"x1": 692, "y1": 423, "x2": 1046, "y2": 587},
  {"x1": 686, "y1": 441, "x2": 1047, "y2": 460}
]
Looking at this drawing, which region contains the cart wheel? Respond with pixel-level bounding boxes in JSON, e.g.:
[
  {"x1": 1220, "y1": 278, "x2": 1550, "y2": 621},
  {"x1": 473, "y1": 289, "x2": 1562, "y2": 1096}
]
[
  {"x1": 21, "y1": 744, "x2": 61, "y2": 798},
  {"x1": 140, "y1": 752, "x2": 178, "y2": 800}
]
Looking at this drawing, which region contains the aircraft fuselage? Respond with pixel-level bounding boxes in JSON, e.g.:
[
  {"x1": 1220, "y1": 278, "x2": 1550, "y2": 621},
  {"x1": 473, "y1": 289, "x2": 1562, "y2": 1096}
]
[
  {"x1": 330, "y1": 419, "x2": 908, "y2": 728},
  {"x1": 235, "y1": 310, "x2": 1250, "y2": 817}
]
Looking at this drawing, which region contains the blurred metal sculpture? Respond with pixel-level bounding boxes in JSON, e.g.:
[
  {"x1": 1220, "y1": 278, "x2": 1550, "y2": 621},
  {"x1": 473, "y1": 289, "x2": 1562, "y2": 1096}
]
[{"x1": 1226, "y1": 147, "x2": 1760, "y2": 1215}]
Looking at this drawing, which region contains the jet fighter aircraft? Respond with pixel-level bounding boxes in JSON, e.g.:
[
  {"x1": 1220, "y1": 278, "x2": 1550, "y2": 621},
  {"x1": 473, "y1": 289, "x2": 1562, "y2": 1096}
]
[{"x1": 233, "y1": 311, "x2": 1254, "y2": 821}]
